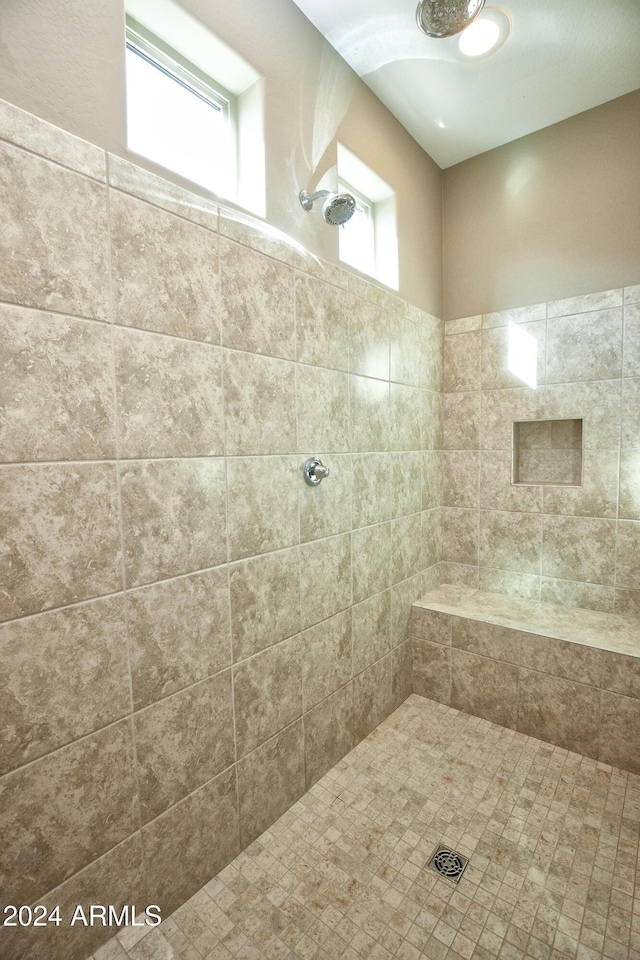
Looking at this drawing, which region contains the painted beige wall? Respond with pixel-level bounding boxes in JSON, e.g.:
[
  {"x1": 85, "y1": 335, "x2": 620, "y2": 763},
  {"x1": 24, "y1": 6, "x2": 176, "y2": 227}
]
[
  {"x1": 0, "y1": 0, "x2": 442, "y2": 315},
  {"x1": 443, "y1": 90, "x2": 640, "y2": 321}
]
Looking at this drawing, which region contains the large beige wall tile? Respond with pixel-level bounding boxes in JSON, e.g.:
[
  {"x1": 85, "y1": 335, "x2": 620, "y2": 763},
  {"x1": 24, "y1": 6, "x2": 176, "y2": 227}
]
[
  {"x1": 237, "y1": 721, "x2": 305, "y2": 847},
  {"x1": 451, "y1": 618, "x2": 521, "y2": 664},
  {"x1": 391, "y1": 572, "x2": 426, "y2": 647},
  {"x1": 546, "y1": 309, "x2": 623, "y2": 382},
  {"x1": 352, "y1": 591, "x2": 391, "y2": 674},
  {"x1": 618, "y1": 449, "x2": 640, "y2": 520},
  {"x1": 143, "y1": 768, "x2": 239, "y2": 916},
  {"x1": 599, "y1": 692, "x2": 640, "y2": 774},
  {"x1": 622, "y1": 303, "x2": 640, "y2": 377},
  {"x1": 621, "y1": 378, "x2": 640, "y2": 448},
  {"x1": 480, "y1": 451, "x2": 542, "y2": 513},
  {"x1": 0, "y1": 463, "x2": 121, "y2": 621},
  {"x1": 108, "y1": 155, "x2": 219, "y2": 231},
  {"x1": 391, "y1": 451, "x2": 423, "y2": 518},
  {"x1": 115, "y1": 329, "x2": 224, "y2": 459},
  {"x1": 351, "y1": 523, "x2": 391, "y2": 603},
  {"x1": 391, "y1": 513, "x2": 423, "y2": 584},
  {"x1": 423, "y1": 450, "x2": 444, "y2": 510},
  {"x1": 349, "y1": 300, "x2": 389, "y2": 381},
  {"x1": 517, "y1": 670, "x2": 600, "y2": 759},
  {"x1": 295, "y1": 274, "x2": 351, "y2": 371},
  {"x1": 0, "y1": 834, "x2": 146, "y2": 960},
  {"x1": 547, "y1": 289, "x2": 622, "y2": 318},
  {"x1": 304, "y1": 683, "x2": 355, "y2": 789},
  {"x1": 481, "y1": 321, "x2": 546, "y2": 390},
  {"x1": 0, "y1": 720, "x2": 137, "y2": 907},
  {"x1": 229, "y1": 549, "x2": 300, "y2": 662},
  {"x1": 539, "y1": 577, "x2": 615, "y2": 612},
  {"x1": 477, "y1": 567, "x2": 540, "y2": 600},
  {"x1": 301, "y1": 609, "x2": 352, "y2": 709},
  {"x1": 479, "y1": 511, "x2": 542, "y2": 575},
  {"x1": 135, "y1": 672, "x2": 234, "y2": 823},
  {"x1": 0, "y1": 142, "x2": 109, "y2": 318},
  {"x1": 392, "y1": 640, "x2": 413, "y2": 706},
  {"x1": 413, "y1": 639, "x2": 451, "y2": 703},
  {"x1": 296, "y1": 366, "x2": 350, "y2": 453},
  {"x1": 233, "y1": 637, "x2": 302, "y2": 756},
  {"x1": 352, "y1": 453, "x2": 390, "y2": 527},
  {"x1": 0, "y1": 307, "x2": 115, "y2": 461},
  {"x1": 443, "y1": 451, "x2": 480, "y2": 508},
  {"x1": 422, "y1": 319, "x2": 444, "y2": 393},
  {"x1": 110, "y1": 191, "x2": 219, "y2": 342},
  {"x1": 409, "y1": 606, "x2": 452, "y2": 645},
  {"x1": 443, "y1": 392, "x2": 480, "y2": 450},
  {"x1": 226, "y1": 456, "x2": 298, "y2": 561},
  {"x1": 390, "y1": 314, "x2": 423, "y2": 387},
  {"x1": 442, "y1": 508, "x2": 478, "y2": 565},
  {"x1": 120, "y1": 459, "x2": 226, "y2": 586},
  {"x1": 351, "y1": 656, "x2": 392, "y2": 741},
  {"x1": 422, "y1": 389, "x2": 443, "y2": 449},
  {"x1": 129, "y1": 568, "x2": 231, "y2": 710},
  {"x1": 390, "y1": 384, "x2": 422, "y2": 451},
  {"x1": 350, "y1": 375, "x2": 389, "y2": 452},
  {"x1": 451, "y1": 649, "x2": 519, "y2": 729},
  {"x1": 443, "y1": 332, "x2": 481, "y2": 392},
  {"x1": 615, "y1": 520, "x2": 640, "y2": 589},
  {"x1": 615, "y1": 587, "x2": 640, "y2": 619},
  {"x1": 543, "y1": 381, "x2": 621, "y2": 449},
  {"x1": 542, "y1": 450, "x2": 619, "y2": 518},
  {"x1": 220, "y1": 239, "x2": 294, "y2": 359},
  {"x1": 223, "y1": 351, "x2": 296, "y2": 456},
  {"x1": 601, "y1": 652, "x2": 640, "y2": 699},
  {"x1": 299, "y1": 452, "x2": 352, "y2": 542},
  {"x1": 542, "y1": 515, "x2": 617, "y2": 585},
  {"x1": 517, "y1": 633, "x2": 602, "y2": 686},
  {"x1": 300, "y1": 532, "x2": 352, "y2": 626},
  {"x1": 483, "y1": 303, "x2": 547, "y2": 327},
  {"x1": 0, "y1": 596, "x2": 129, "y2": 776},
  {"x1": 480, "y1": 387, "x2": 540, "y2": 449}
]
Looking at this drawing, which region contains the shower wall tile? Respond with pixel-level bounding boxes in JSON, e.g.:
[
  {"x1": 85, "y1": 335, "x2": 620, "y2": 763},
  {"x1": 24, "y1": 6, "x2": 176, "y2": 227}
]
[
  {"x1": 481, "y1": 320, "x2": 546, "y2": 390},
  {"x1": 547, "y1": 288, "x2": 623, "y2": 318},
  {"x1": 539, "y1": 577, "x2": 615, "y2": 613},
  {"x1": 621, "y1": 378, "x2": 640, "y2": 447},
  {"x1": 0, "y1": 720, "x2": 137, "y2": 907},
  {"x1": 0, "y1": 142, "x2": 110, "y2": 318},
  {"x1": 229, "y1": 548, "x2": 300, "y2": 661},
  {"x1": 443, "y1": 450, "x2": 480, "y2": 508},
  {"x1": 110, "y1": 190, "x2": 220, "y2": 342},
  {"x1": 120, "y1": 459, "x2": 227, "y2": 585},
  {"x1": 619, "y1": 448, "x2": 640, "y2": 519},
  {"x1": 0, "y1": 463, "x2": 121, "y2": 622},
  {"x1": 477, "y1": 567, "x2": 540, "y2": 601},
  {"x1": 443, "y1": 331, "x2": 481, "y2": 392},
  {"x1": 478, "y1": 510, "x2": 542, "y2": 575},
  {"x1": 615, "y1": 520, "x2": 640, "y2": 589},
  {"x1": 349, "y1": 299, "x2": 389, "y2": 380},
  {"x1": 0, "y1": 307, "x2": 116, "y2": 462},
  {"x1": 543, "y1": 380, "x2": 621, "y2": 449},
  {"x1": 480, "y1": 451, "x2": 543, "y2": 513},
  {"x1": 350, "y1": 375, "x2": 390, "y2": 452},
  {"x1": 443, "y1": 392, "x2": 481, "y2": 450},
  {"x1": 517, "y1": 670, "x2": 600, "y2": 759},
  {"x1": 625, "y1": 284, "x2": 640, "y2": 304},
  {"x1": 233, "y1": 636, "x2": 303, "y2": 756},
  {"x1": 301, "y1": 532, "x2": 352, "y2": 626},
  {"x1": 237, "y1": 721, "x2": 305, "y2": 847},
  {"x1": 542, "y1": 449, "x2": 619, "y2": 518},
  {"x1": 223, "y1": 350, "x2": 296, "y2": 456},
  {"x1": 301, "y1": 609, "x2": 352, "y2": 709},
  {"x1": 134, "y1": 672, "x2": 234, "y2": 824},
  {"x1": 0, "y1": 105, "x2": 443, "y2": 946},
  {"x1": 623, "y1": 302, "x2": 640, "y2": 377},
  {"x1": 542, "y1": 515, "x2": 617, "y2": 585},
  {"x1": 304, "y1": 683, "x2": 354, "y2": 788},
  {"x1": 451, "y1": 649, "x2": 519, "y2": 730},
  {"x1": 442, "y1": 508, "x2": 479, "y2": 565},
  {"x1": 128, "y1": 567, "x2": 231, "y2": 710},
  {"x1": 226, "y1": 456, "x2": 298, "y2": 561},
  {"x1": 352, "y1": 590, "x2": 391, "y2": 674},
  {"x1": 143, "y1": 768, "x2": 239, "y2": 916},
  {"x1": 413, "y1": 638, "x2": 451, "y2": 703},
  {"x1": 545, "y1": 308, "x2": 623, "y2": 383},
  {"x1": 296, "y1": 365, "x2": 350, "y2": 453},
  {"x1": 483, "y1": 302, "x2": 546, "y2": 327},
  {"x1": 220, "y1": 238, "x2": 294, "y2": 359},
  {"x1": 0, "y1": 596, "x2": 129, "y2": 776},
  {"x1": 115, "y1": 329, "x2": 224, "y2": 459},
  {"x1": 295, "y1": 273, "x2": 351, "y2": 371},
  {"x1": 599, "y1": 692, "x2": 640, "y2": 774}
]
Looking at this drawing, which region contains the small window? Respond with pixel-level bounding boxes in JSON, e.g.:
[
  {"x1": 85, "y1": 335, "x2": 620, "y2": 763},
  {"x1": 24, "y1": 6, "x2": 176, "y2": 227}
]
[
  {"x1": 126, "y1": 23, "x2": 237, "y2": 199},
  {"x1": 337, "y1": 144, "x2": 398, "y2": 290}
]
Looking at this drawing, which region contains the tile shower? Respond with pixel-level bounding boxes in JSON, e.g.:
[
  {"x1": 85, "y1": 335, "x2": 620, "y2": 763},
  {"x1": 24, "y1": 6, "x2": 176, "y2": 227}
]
[
  {"x1": 0, "y1": 97, "x2": 639, "y2": 960},
  {"x1": 0, "y1": 99, "x2": 442, "y2": 960}
]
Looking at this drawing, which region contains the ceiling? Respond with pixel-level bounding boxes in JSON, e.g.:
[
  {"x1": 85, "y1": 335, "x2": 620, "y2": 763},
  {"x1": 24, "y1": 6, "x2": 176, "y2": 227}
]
[{"x1": 290, "y1": 0, "x2": 640, "y2": 168}]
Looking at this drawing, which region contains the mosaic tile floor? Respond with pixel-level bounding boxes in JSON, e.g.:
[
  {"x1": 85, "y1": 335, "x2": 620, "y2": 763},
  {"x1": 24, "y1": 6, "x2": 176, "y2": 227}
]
[{"x1": 92, "y1": 695, "x2": 640, "y2": 960}]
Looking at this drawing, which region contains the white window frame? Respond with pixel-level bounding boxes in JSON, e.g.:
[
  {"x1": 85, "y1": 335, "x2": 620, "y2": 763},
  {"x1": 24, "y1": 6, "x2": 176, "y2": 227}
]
[{"x1": 125, "y1": 18, "x2": 238, "y2": 199}]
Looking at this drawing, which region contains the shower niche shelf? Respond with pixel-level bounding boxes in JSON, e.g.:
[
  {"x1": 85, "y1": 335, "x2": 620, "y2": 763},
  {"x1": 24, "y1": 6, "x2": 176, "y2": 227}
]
[{"x1": 512, "y1": 418, "x2": 583, "y2": 486}]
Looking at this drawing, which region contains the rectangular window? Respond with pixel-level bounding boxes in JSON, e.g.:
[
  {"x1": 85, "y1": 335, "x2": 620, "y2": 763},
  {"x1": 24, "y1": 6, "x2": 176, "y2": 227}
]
[
  {"x1": 338, "y1": 180, "x2": 375, "y2": 279},
  {"x1": 125, "y1": 23, "x2": 236, "y2": 199}
]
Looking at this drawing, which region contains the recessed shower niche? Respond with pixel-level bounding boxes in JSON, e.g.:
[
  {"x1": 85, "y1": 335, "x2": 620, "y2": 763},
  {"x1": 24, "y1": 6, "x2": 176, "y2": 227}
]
[{"x1": 512, "y1": 418, "x2": 583, "y2": 486}]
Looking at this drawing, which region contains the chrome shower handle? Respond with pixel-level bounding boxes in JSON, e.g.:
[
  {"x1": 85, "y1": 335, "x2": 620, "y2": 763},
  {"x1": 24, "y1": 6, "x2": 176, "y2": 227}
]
[{"x1": 304, "y1": 457, "x2": 330, "y2": 485}]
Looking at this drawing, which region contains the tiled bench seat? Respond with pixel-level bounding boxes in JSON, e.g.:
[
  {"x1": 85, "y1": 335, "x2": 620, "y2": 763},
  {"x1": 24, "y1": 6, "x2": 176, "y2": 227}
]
[{"x1": 408, "y1": 584, "x2": 640, "y2": 774}]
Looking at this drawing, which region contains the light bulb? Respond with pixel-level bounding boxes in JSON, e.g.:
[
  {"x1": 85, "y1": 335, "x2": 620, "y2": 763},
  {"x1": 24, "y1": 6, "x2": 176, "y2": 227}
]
[{"x1": 459, "y1": 17, "x2": 500, "y2": 56}]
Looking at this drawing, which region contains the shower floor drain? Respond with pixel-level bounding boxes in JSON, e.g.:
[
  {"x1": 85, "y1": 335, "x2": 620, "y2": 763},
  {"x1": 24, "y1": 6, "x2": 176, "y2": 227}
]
[{"x1": 427, "y1": 844, "x2": 469, "y2": 883}]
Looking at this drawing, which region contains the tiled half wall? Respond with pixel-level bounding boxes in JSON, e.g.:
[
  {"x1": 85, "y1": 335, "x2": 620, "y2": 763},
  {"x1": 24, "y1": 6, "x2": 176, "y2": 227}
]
[
  {"x1": 442, "y1": 285, "x2": 640, "y2": 615},
  {"x1": 0, "y1": 98, "x2": 443, "y2": 960}
]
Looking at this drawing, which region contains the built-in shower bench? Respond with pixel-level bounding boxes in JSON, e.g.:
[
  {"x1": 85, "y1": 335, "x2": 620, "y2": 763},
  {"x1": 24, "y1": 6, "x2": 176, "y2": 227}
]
[{"x1": 408, "y1": 585, "x2": 640, "y2": 775}]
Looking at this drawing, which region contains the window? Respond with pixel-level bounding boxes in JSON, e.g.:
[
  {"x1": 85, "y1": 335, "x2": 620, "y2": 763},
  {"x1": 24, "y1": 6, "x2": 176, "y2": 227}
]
[
  {"x1": 124, "y1": 0, "x2": 265, "y2": 215},
  {"x1": 337, "y1": 144, "x2": 398, "y2": 290},
  {"x1": 126, "y1": 25, "x2": 236, "y2": 198}
]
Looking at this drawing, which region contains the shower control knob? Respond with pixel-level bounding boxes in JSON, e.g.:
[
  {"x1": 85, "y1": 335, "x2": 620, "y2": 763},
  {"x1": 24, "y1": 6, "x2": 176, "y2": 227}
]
[{"x1": 304, "y1": 457, "x2": 330, "y2": 486}]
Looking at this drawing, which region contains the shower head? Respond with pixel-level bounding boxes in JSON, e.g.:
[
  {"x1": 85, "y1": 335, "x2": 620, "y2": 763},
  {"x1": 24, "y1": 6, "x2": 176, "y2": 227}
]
[
  {"x1": 299, "y1": 189, "x2": 356, "y2": 226},
  {"x1": 416, "y1": 0, "x2": 485, "y2": 38}
]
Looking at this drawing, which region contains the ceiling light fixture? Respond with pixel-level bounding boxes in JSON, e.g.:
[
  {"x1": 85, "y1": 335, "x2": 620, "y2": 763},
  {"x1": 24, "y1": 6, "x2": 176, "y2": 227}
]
[
  {"x1": 459, "y1": 7, "x2": 511, "y2": 57},
  {"x1": 416, "y1": 0, "x2": 485, "y2": 39}
]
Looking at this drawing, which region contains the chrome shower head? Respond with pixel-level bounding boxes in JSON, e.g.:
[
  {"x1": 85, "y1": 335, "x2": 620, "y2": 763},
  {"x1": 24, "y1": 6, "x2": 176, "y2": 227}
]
[
  {"x1": 299, "y1": 189, "x2": 356, "y2": 226},
  {"x1": 416, "y1": 0, "x2": 485, "y2": 38}
]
